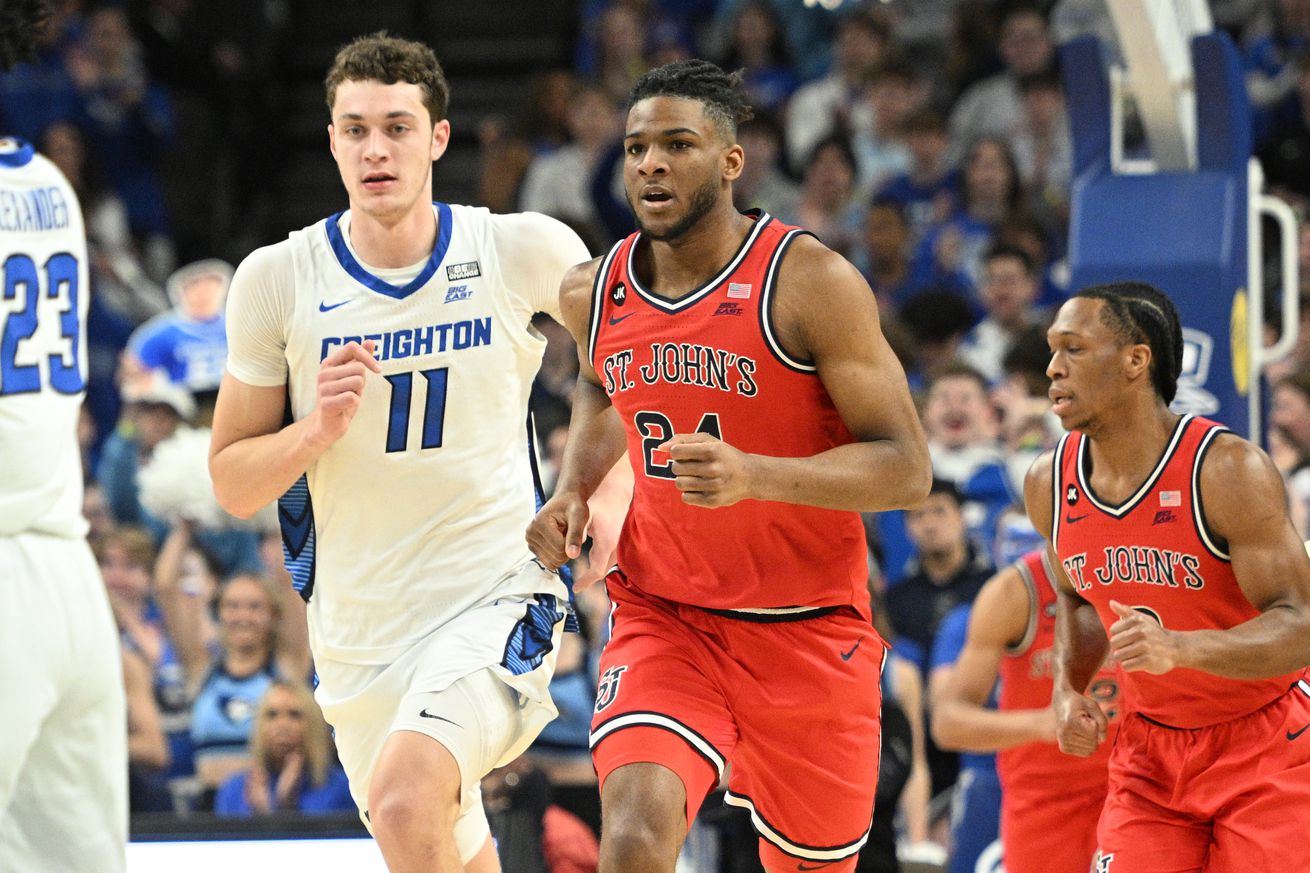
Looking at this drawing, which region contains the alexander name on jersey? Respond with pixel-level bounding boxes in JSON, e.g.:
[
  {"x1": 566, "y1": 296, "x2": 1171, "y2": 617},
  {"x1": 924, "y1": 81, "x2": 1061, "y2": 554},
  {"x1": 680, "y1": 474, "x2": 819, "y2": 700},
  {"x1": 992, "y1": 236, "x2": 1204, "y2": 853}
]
[
  {"x1": 1060, "y1": 547, "x2": 1206, "y2": 593},
  {"x1": 601, "y1": 341, "x2": 758, "y2": 397},
  {"x1": 0, "y1": 184, "x2": 71, "y2": 232}
]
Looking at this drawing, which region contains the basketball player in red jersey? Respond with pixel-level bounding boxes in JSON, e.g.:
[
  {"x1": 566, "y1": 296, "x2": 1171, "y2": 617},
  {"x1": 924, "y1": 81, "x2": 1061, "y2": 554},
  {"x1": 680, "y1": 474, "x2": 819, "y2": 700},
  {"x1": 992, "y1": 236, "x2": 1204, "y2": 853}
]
[
  {"x1": 1024, "y1": 281, "x2": 1310, "y2": 872},
  {"x1": 525, "y1": 60, "x2": 930, "y2": 873},
  {"x1": 932, "y1": 550, "x2": 1120, "y2": 873}
]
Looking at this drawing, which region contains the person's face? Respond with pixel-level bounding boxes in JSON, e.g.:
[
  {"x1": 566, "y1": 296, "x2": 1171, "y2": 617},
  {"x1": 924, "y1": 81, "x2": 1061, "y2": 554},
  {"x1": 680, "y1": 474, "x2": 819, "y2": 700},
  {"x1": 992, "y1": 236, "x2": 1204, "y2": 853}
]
[
  {"x1": 999, "y1": 11, "x2": 1051, "y2": 76},
  {"x1": 87, "y1": 9, "x2": 134, "y2": 63},
  {"x1": 865, "y1": 205, "x2": 908, "y2": 262},
  {"x1": 735, "y1": 3, "x2": 775, "y2": 51},
  {"x1": 981, "y1": 255, "x2": 1038, "y2": 326},
  {"x1": 43, "y1": 123, "x2": 84, "y2": 184},
  {"x1": 132, "y1": 403, "x2": 181, "y2": 448},
  {"x1": 904, "y1": 492, "x2": 967, "y2": 554},
  {"x1": 835, "y1": 20, "x2": 884, "y2": 78},
  {"x1": 1022, "y1": 84, "x2": 1063, "y2": 130},
  {"x1": 600, "y1": 5, "x2": 644, "y2": 61},
  {"x1": 804, "y1": 143, "x2": 855, "y2": 206},
  {"x1": 568, "y1": 90, "x2": 619, "y2": 148},
  {"x1": 219, "y1": 576, "x2": 275, "y2": 652},
  {"x1": 868, "y1": 77, "x2": 914, "y2": 133},
  {"x1": 906, "y1": 127, "x2": 946, "y2": 173},
  {"x1": 329, "y1": 79, "x2": 448, "y2": 223},
  {"x1": 966, "y1": 141, "x2": 1012, "y2": 207},
  {"x1": 1046, "y1": 297, "x2": 1144, "y2": 431},
  {"x1": 1272, "y1": 384, "x2": 1310, "y2": 452},
  {"x1": 99, "y1": 542, "x2": 150, "y2": 603},
  {"x1": 623, "y1": 96, "x2": 741, "y2": 242},
  {"x1": 924, "y1": 375, "x2": 996, "y2": 450},
  {"x1": 260, "y1": 686, "x2": 307, "y2": 763},
  {"x1": 179, "y1": 274, "x2": 227, "y2": 321},
  {"x1": 83, "y1": 486, "x2": 112, "y2": 543}
]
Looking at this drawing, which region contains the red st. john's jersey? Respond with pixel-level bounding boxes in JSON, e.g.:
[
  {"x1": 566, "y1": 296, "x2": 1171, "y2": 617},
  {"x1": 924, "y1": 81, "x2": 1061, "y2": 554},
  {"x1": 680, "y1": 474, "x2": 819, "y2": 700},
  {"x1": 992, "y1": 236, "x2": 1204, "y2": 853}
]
[
  {"x1": 588, "y1": 212, "x2": 868, "y2": 615},
  {"x1": 1051, "y1": 414, "x2": 1307, "y2": 728},
  {"x1": 997, "y1": 550, "x2": 1118, "y2": 799}
]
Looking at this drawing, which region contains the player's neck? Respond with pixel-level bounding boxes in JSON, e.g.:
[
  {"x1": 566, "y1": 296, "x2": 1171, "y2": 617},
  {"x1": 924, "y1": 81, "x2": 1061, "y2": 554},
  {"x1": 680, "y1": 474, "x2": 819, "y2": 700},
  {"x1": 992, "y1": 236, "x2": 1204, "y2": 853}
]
[
  {"x1": 641, "y1": 205, "x2": 753, "y2": 300},
  {"x1": 1083, "y1": 402, "x2": 1180, "y2": 501},
  {"x1": 347, "y1": 200, "x2": 438, "y2": 269}
]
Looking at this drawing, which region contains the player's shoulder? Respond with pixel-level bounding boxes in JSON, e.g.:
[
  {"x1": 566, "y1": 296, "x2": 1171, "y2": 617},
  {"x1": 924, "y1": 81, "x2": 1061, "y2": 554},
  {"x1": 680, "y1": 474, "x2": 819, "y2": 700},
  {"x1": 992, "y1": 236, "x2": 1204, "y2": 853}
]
[
  {"x1": 482, "y1": 208, "x2": 588, "y2": 252},
  {"x1": 1199, "y1": 427, "x2": 1281, "y2": 491},
  {"x1": 232, "y1": 237, "x2": 297, "y2": 282},
  {"x1": 772, "y1": 231, "x2": 870, "y2": 313}
]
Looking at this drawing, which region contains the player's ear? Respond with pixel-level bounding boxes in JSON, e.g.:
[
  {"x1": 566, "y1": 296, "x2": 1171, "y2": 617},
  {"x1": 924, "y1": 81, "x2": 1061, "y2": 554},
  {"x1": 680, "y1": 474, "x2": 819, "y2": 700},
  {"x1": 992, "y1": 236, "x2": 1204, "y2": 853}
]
[
  {"x1": 722, "y1": 141, "x2": 745, "y2": 182},
  {"x1": 1126, "y1": 342, "x2": 1152, "y2": 382},
  {"x1": 328, "y1": 124, "x2": 337, "y2": 160},
  {"x1": 430, "y1": 119, "x2": 451, "y2": 162}
]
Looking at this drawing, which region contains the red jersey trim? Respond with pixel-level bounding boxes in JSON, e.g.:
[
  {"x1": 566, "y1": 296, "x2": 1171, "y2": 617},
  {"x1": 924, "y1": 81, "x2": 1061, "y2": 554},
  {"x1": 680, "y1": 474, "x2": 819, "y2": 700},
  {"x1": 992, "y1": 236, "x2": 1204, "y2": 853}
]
[
  {"x1": 1008, "y1": 558, "x2": 1042, "y2": 656},
  {"x1": 625, "y1": 212, "x2": 774, "y2": 313},
  {"x1": 1074, "y1": 414, "x2": 1193, "y2": 517},
  {"x1": 586, "y1": 240, "x2": 625, "y2": 365},
  {"x1": 758, "y1": 227, "x2": 819, "y2": 374},
  {"x1": 1190, "y1": 424, "x2": 1231, "y2": 561}
]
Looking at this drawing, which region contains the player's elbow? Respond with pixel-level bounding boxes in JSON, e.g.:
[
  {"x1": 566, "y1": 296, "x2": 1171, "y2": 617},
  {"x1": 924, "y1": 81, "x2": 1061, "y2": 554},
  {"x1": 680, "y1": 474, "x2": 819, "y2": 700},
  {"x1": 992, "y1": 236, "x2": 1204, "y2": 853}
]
[
  {"x1": 930, "y1": 702, "x2": 965, "y2": 751},
  {"x1": 209, "y1": 458, "x2": 259, "y2": 520}
]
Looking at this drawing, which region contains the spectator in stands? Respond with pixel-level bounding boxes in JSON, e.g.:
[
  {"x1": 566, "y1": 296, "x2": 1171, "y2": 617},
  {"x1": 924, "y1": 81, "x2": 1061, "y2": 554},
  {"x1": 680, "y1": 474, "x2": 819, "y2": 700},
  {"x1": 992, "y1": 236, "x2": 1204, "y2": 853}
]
[
  {"x1": 718, "y1": 0, "x2": 797, "y2": 113},
  {"x1": 732, "y1": 110, "x2": 800, "y2": 219},
  {"x1": 874, "y1": 109, "x2": 957, "y2": 246},
  {"x1": 859, "y1": 197, "x2": 916, "y2": 309},
  {"x1": 992, "y1": 324, "x2": 1062, "y2": 496},
  {"x1": 1245, "y1": 0, "x2": 1310, "y2": 142},
  {"x1": 940, "y1": 0, "x2": 1003, "y2": 107},
  {"x1": 123, "y1": 258, "x2": 232, "y2": 423},
  {"x1": 484, "y1": 756, "x2": 601, "y2": 873},
  {"x1": 1271, "y1": 370, "x2": 1310, "y2": 538},
  {"x1": 887, "y1": 478, "x2": 995, "y2": 677},
  {"x1": 959, "y1": 244, "x2": 1044, "y2": 383},
  {"x1": 948, "y1": 4, "x2": 1053, "y2": 150},
  {"x1": 1011, "y1": 67, "x2": 1071, "y2": 230},
  {"x1": 0, "y1": 0, "x2": 80, "y2": 142},
  {"x1": 912, "y1": 136, "x2": 1028, "y2": 301},
  {"x1": 1257, "y1": 53, "x2": 1310, "y2": 203},
  {"x1": 124, "y1": 645, "x2": 172, "y2": 812},
  {"x1": 784, "y1": 134, "x2": 864, "y2": 259},
  {"x1": 519, "y1": 83, "x2": 621, "y2": 245},
  {"x1": 66, "y1": 4, "x2": 176, "y2": 280},
  {"x1": 43, "y1": 120, "x2": 168, "y2": 325},
  {"x1": 589, "y1": 3, "x2": 651, "y2": 102},
  {"x1": 853, "y1": 59, "x2": 921, "y2": 199},
  {"x1": 785, "y1": 6, "x2": 891, "y2": 169},
  {"x1": 154, "y1": 520, "x2": 310, "y2": 798},
  {"x1": 897, "y1": 288, "x2": 975, "y2": 387},
  {"x1": 214, "y1": 680, "x2": 353, "y2": 816}
]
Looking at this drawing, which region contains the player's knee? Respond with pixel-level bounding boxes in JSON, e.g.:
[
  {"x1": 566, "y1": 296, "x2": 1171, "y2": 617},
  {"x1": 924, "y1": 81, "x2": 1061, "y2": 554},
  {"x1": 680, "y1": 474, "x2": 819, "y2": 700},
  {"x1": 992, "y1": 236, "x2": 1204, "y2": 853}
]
[
  {"x1": 367, "y1": 776, "x2": 460, "y2": 847},
  {"x1": 600, "y1": 811, "x2": 682, "y2": 869}
]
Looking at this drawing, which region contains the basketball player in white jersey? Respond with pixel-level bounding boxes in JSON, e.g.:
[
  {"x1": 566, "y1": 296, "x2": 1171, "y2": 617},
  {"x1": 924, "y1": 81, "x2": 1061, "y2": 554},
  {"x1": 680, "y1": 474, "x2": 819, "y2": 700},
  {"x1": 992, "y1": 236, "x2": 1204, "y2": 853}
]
[
  {"x1": 209, "y1": 33, "x2": 590, "y2": 873},
  {"x1": 0, "y1": 3, "x2": 128, "y2": 871}
]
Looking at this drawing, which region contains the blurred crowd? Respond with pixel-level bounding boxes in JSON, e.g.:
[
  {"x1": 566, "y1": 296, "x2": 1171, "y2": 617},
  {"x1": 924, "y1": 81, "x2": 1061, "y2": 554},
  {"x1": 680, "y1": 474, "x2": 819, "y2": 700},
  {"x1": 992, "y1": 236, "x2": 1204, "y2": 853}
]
[{"x1": 14, "y1": 0, "x2": 1310, "y2": 871}]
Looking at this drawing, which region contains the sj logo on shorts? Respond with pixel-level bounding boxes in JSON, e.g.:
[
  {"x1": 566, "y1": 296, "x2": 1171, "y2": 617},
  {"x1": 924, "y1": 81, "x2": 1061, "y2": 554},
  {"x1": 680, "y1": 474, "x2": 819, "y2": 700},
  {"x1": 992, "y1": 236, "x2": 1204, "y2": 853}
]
[
  {"x1": 1096, "y1": 852, "x2": 1114, "y2": 873},
  {"x1": 595, "y1": 665, "x2": 628, "y2": 713}
]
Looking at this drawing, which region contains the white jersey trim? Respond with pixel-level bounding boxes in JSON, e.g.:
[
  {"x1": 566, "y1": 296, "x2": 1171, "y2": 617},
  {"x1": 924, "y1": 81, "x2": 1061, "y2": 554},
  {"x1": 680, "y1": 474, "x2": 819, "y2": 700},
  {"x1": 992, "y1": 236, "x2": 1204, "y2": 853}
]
[
  {"x1": 625, "y1": 213, "x2": 772, "y2": 313},
  {"x1": 1051, "y1": 432, "x2": 1071, "y2": 553},
  {"x1": 1191, "y1": 424, "x2": 1231, "y2": 561},
  {"x1": 589, "y1": 711, "x2": 726, "y2": 779},
  {"x1": 587, "y1": 241, "x2": 623, "y2": 365},
  {"x1": 759, "y1": 228, "x2": 815, "y2": 373},
  {"x1": 1075, "y1": 414, "x2": 1193, "y2": 518},
  {"x1": 723, "y1": 790, "x2": 870, "y2": 862}
]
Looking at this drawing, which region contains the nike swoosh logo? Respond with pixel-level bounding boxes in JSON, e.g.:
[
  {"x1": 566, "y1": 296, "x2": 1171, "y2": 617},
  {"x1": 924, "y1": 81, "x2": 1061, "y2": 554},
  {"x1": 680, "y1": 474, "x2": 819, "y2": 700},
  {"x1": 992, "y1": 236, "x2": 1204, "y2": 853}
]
[
  {"x1": 419, "y1": 709, "x2": 460, "y2": 726},
  {"x1": 1288, "y1": 723, "x2": 1309, "y2": 741},
  {"x1": 319, "y1": 299, "x2": 350, "y2": 313},
  {"x1": 1065, "y1": 513, "x2": 1089, "y2": 524},
  {"x1": 841, "y1": 640, "x2": 861, "y2": 661},
  {"x1": 608, "y1": 312, "x2": 635, "y2": 326},
  {"x1": 797, "y1": 864, "x2": 831, "y2": 871}
]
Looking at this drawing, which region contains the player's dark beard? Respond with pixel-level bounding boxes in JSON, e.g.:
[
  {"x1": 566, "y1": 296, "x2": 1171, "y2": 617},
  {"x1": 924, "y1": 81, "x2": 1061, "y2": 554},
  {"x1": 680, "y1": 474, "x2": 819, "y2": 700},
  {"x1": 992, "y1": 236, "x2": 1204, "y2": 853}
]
[{"x1": 628, "y1": 176, "x2": 720, "y2": 242}]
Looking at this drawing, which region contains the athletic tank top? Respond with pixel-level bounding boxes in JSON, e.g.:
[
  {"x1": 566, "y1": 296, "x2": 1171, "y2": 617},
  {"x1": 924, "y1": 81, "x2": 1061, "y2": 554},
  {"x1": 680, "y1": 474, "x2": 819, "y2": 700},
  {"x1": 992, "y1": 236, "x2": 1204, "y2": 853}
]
[
  {"x1": 997, "y1": 551, "x2": 1117, "y2": 798},
  {"x1": 588, "y1": 212, "x2": 868, "y2": 614},
  {"x1": 1051, "y1": 414, "x2": 1306, "y2": 727}
]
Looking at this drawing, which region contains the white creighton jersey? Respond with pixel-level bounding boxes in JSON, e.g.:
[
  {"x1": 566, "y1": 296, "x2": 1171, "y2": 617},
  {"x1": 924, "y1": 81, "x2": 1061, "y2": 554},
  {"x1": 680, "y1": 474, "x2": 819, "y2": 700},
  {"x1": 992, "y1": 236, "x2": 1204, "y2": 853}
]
[
  {"x1": 0, "y1": 140, "x2": 89, "y2": 539},
  {"x1": 226, "y1": 203, "x2": 588, "y2": 664}
]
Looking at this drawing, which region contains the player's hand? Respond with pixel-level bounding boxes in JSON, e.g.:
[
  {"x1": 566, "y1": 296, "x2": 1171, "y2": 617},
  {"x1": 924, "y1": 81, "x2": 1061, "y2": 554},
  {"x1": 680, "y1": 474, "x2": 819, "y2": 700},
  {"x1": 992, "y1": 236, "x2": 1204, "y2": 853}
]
[
  {"x1": 1108, "y1": 600, "x2": 1179, "y2": 674},
  {"x1": 660, "y1": 432, "x2": 754, "y2": 508},
  {"x1": 1053, "y1": 688, "x2": 1107, "y2": 757},
  {"x1": 527, "y1": 490, "x2": 591, "y2": 577},
  {"x1": 309, "y1": 341, "x2": 381, "y2": 449}
]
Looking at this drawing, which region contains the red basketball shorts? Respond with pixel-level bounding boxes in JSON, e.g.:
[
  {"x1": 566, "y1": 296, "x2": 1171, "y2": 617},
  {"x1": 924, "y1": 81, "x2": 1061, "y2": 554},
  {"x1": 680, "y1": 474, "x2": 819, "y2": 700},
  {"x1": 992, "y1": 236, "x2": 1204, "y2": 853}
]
[
  {"x1": 1095, "y1": 680, "x2": 1310, "y2": 873},
  {"x1": 589, "y1": 573, "x2": 886, "y2": 872},
  {"x1": 1002, "y1": 775, "x2": 1107, "y2": 873}
]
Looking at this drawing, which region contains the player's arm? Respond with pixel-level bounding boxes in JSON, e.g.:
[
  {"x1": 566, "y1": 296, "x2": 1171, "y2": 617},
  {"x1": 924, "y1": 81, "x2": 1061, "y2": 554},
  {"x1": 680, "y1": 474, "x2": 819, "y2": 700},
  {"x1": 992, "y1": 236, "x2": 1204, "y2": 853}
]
[
  {"x1": 1109, "y1": 434, "x2": 1310, "y2": 678},
  {"x1": 665, "y1": 235, "x2": 931, "y2": 511},
  {"x1": 208, "y1": 247, "x2": 382, "y2": 518},
  {"x1": 1024, "y1": 452, "x2": 1110, "y2": 756},
  {"x1": 889, "y1": 655, "x2": 933, "y2": 846},
  {"x1": 932, "y1": 565, "x2": 1056, "y2": 753},
  {"x1": 123, "y1": 647, "x2": 170, "y2": 771},
  {"x1": 525, "y1": 259, "x2": 629, "y2": 574}
]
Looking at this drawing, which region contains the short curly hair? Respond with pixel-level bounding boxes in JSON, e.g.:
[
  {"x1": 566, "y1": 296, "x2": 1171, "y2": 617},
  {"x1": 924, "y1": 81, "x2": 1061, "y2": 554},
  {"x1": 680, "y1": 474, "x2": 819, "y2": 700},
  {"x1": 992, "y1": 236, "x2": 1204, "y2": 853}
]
[
  {"x1": 0, "y1": 0, "x2": 49, "y2": 72},
  {"x1": 629, "y1": 59, "x2": 754, "y2": 140},
  {"x1": 1074, "y1": 280, "x2": 1184, "y2": 404},
  {"x1": 325, "y1": 32, "x2": 449, "y2": 124}
]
